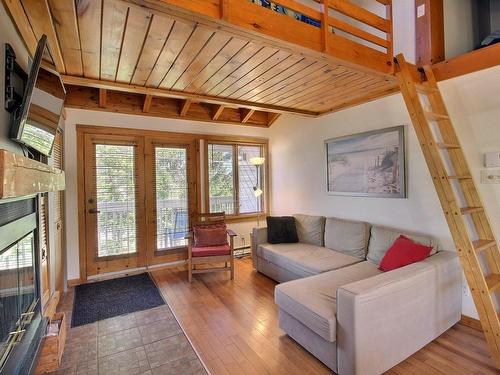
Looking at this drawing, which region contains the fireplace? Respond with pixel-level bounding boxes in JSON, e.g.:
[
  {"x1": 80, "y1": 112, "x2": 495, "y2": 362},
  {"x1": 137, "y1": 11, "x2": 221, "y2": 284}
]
[{"x1": 0, "y1": 196, "x2": 46, "y2": 375}]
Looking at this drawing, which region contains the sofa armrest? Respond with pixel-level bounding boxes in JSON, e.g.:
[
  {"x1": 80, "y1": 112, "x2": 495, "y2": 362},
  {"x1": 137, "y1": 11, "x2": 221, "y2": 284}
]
[
  {"x1": 336, "y1": 251, "x2": 462, "y2": 375},
  {"x1": 251, "y1": 227, "x2": 267, "y2": 269}
]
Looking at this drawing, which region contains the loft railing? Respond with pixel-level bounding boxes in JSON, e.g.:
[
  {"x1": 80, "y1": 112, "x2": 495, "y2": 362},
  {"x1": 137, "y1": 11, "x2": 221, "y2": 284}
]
[{"x1": 160, "y1": 0, "x2": 393, "y2": 74}]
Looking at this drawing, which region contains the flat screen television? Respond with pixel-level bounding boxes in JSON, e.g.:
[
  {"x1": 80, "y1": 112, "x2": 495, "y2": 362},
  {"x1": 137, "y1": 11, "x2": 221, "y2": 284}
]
[{"x1": 10, "y1": 35, "x2": 66, "y2": 157}]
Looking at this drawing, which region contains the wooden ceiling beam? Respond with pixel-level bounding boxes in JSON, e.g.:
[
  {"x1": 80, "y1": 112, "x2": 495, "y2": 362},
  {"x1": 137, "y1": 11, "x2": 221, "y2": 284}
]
[
  {"x1": 179, "y1": 99, "x2": 192, "y2": 117},
  {"x1": 240, "y1": 108, "x2": 255, "y2": 124},
  {"x1": 267, "y1": 113, "x2": 281, "y2": 126},
  {"x1": 212, "y1": 105, "x2": 225, "y2": 121},
  {"x1": 60, "y1": 75, "x2": 318, "y2": 117},
  {"x1": 143, "y1": 94, "x2": 153, "y2": 113},
  {"x1": 99, "y1": 89, "x2": 107, "y2": 108}
]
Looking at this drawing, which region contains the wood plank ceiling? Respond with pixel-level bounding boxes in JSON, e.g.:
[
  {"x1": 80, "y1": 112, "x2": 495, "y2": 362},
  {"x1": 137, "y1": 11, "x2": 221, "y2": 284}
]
[{"x1": 6, "y1": 0, "x2": 399, "y2": 126}]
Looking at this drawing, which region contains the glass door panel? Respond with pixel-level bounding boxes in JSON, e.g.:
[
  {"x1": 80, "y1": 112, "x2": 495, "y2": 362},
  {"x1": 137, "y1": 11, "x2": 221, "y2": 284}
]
[
  {"x1": 154, "y1": 147, "x2": 189, "y2": 250},
  {"x1": 95, "y1": 144, "x2": 137, "y2": 257},
  {"x1": 84, "y1": 135, "x2": 146, "y2": 276}
]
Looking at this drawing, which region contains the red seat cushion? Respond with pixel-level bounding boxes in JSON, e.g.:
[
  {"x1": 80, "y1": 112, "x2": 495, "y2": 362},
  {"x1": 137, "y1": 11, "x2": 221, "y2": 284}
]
[
  {"x1": 192, "y1": 243, "x2": 231, "y2": 257},
  {"x1": 379, "y1": 235, "x2": 433, "y2": 272},
  {"x1": 193, "y1": 223, "x2": 227, "y2": 247}
]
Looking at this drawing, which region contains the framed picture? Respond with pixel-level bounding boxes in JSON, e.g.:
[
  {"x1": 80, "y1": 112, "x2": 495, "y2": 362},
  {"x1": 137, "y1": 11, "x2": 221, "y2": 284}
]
[{"x1": 325, "y1": 126, "x2": 406, "y2": 198}]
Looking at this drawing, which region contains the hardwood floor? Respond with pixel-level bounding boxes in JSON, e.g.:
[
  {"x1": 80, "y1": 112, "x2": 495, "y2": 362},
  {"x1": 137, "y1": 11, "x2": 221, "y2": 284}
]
[{"x1": 151, "y1": 257, "x2": 499, "y2": 375}]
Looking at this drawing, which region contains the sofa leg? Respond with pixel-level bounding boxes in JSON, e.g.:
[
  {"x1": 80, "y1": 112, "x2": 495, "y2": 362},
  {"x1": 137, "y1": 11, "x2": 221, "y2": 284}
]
[
  {"x1": 188, "y1": 261, "x2": 193, "y2": 283},
  {"x1": 230, "y1": 258, "x2": 234, "y2": 280}
]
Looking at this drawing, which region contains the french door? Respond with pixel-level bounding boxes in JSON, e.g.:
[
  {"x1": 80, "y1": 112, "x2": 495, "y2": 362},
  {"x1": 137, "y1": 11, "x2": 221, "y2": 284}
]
[
  {"x1": 144, "y1": 139, "x2": 196, "y2": 266},
  {"x1": 84, "y1": 134, "x2": 147, "y2": 276},
  {"x1": 82, "y1": 132, "x2": 196, "y2": 277}
]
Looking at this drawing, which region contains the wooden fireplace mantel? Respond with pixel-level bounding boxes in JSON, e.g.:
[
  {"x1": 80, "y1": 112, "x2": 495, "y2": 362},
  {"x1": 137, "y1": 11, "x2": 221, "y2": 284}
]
[{"x1": 0, "y1": 149, "x2": 65, "y2": 199}]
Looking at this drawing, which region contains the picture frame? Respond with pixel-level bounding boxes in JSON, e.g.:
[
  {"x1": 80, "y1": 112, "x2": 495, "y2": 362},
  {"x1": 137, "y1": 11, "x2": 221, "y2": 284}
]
[{"x1": 325, "y1": 126, "x2": 406, "y2": 198}]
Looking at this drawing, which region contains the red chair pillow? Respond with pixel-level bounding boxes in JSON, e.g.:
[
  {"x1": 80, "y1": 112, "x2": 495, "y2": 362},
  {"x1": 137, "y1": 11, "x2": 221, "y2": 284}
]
[
  {"x1": 193, "y1": 223, "x2": 228, "y2": 247},
  {"x1": 379, "y1": 235, "x2": 433, "y2": 272}
]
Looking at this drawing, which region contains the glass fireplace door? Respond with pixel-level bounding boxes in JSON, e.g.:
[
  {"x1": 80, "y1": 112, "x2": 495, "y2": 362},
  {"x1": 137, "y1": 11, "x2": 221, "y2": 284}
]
[{"x1": 0, "y1": 232, "x2": 36, "y2": 369}]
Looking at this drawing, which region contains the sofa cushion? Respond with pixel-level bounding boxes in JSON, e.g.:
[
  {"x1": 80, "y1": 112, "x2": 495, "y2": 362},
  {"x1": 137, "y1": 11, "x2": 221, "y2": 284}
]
[
  {"x1": 267, "y1": 216, "x2": 299, "y2": 244},
  {"x1": 257, "y1": 243, "x2": 362, "y2": 278},
  {"x1": 367, "y1": 225, "x2": 438, "y2": 265},
  {"x1": 324, "y1": 217, "x2": 371, "y2": 258},
  {"x1": 293, "y1": 214, "x2": 326, "y2": 246},
  {"x1": 275, "y1": 262, "x2": 381, "y2": 342}
]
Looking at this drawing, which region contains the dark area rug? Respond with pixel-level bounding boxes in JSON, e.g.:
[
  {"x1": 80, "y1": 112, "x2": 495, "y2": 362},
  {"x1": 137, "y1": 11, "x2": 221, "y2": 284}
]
[{"x1": 71, "y1": 273, "x2": 165, "y2": 327}]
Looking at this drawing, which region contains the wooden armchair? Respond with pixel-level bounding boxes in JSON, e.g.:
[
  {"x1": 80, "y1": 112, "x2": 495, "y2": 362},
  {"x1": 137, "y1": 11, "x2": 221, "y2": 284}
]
[{"x1": 186, "y1": 212, "x2": 237, "y2": 282}]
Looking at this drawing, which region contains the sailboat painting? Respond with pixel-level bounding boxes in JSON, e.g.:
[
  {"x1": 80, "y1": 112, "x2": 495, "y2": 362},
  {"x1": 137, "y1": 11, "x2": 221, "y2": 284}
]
[{"x1": 326, "y1": 126, "x2": 406, "y2": 198}]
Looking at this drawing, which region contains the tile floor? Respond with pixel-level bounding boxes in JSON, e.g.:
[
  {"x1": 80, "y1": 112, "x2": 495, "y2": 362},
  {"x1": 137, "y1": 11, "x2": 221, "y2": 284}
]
[{"x1": 49, "y1": 287, "x2": 207, "y2": 375}]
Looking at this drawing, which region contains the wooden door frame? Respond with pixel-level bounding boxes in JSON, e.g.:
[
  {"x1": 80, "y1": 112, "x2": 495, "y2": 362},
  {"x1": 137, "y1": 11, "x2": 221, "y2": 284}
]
[{"x1": 83, "y1": 133, "x2": 147, "y2": 276}]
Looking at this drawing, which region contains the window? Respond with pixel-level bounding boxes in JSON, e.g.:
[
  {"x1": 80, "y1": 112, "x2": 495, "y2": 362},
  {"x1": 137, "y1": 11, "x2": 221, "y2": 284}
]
[{"x1": 207, "y1": 142, "x2": 267, "y2": 217}]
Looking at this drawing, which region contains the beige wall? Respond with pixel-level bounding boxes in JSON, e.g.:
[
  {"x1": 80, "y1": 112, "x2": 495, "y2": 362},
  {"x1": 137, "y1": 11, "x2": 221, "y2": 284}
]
[
  {"x1": 63, "y1": 109, "x2": 270, "y2": 281},
  {"x1": 268, "y1": 66, "x2": 500, "y2": 318}
]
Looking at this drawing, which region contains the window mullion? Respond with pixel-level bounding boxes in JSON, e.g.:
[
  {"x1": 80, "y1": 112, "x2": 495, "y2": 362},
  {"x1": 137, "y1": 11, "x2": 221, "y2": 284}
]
[{"x1": 233, "y1": 144, "x2": 239, "y2": 216}]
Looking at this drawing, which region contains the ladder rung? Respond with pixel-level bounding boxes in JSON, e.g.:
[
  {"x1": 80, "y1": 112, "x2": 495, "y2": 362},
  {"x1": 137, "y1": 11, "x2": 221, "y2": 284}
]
[
  {"x1": 424, "y1": 111, "x2": 449, "y2": 121},
  {"x1": 448, "y1": 175, "x2": 472, "y2": 180},
  {"x1": 415, "y1": 83, "x2": 439, "y2": 94},
  {"x1": 436, "y1": 143, "x2": 461, "y2": 150},
  {"x1": 485, "y1": 273, "x2": 500, "y2": 293},
  {"x1": 473, "y1": 239, "x2": 496, "y2": 252},
  {"x1": 461, "y1": 206, "x2": 484, "y2": 215}
]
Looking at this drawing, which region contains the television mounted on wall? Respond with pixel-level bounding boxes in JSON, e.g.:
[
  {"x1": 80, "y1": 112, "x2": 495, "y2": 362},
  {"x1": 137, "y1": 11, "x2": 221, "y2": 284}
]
[{"x1": 10, "y1": 35, "x2": 66, "y2": 157}]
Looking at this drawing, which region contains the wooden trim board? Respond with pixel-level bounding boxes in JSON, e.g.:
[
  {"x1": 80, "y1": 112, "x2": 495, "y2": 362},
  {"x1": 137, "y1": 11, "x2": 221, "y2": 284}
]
[
  {"x1": 0, "y1": 150, "x2": 65, "y2": 199},
  {"x1": 432, "y1": 44, "x2": 500, "y2": 82},
  {"x1": 461, "y1": 315, "x2": 483, "y2": 332}
]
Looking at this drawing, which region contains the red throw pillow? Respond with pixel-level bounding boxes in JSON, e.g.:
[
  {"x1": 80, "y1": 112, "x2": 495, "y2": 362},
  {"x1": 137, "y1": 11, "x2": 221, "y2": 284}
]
[
  {"x1": 193, "y1": 224, "x2": 228, "y2": 247},
  {"x1": 379, "y1": 235, "x2": 433, "y2": 272}
]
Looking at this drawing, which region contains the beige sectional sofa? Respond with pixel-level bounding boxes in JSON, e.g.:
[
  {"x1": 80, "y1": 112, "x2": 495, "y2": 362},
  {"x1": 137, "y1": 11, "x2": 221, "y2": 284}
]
[{"x1": 251, "y1": 215, "x2": 462, "y2": 375}]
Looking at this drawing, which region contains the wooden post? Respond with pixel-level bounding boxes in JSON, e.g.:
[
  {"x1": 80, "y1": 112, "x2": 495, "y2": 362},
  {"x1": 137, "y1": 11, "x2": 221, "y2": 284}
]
[
  {"x1": 98, "y1": 89, "x2": 106, "y2": 108},
  {"x1": 415, "y1": 0, "x2": 444, "y2": 66},
  {"x1": 321, "y1": 0, "x2": 330, "y2": 52}
]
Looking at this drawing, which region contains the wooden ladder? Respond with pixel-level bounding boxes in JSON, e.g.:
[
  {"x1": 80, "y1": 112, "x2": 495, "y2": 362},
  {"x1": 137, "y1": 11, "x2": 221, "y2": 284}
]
[{"x1": 395, "y1": 53, "x2": 500, "y2": 368}]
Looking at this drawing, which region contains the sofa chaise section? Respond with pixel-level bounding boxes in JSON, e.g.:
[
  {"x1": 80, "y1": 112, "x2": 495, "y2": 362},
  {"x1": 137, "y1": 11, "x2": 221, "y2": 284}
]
[
  {"x1": 275, "y1": 261, "x2": 382, "y2": 370},
  {"x1": 336, "y1": 250, "x2": 462, "y2": 375}
]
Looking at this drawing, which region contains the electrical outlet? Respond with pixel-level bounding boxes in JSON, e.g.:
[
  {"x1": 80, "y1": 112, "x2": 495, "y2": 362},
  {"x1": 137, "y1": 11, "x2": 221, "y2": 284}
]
[{"x1": 462, "y1": 284, "x2": 470, "y2": 297}]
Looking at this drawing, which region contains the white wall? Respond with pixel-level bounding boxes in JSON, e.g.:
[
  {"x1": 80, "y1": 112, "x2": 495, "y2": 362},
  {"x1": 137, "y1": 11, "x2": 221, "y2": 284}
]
[
  {"x1": 269, "y1": 65, "x2": 500, "y2": 318},
  {"x1": 444, "y1": 0, "x2": 477, "y2": 58},
  {"x1": 63, "y1": 109, "x2": 270, "y2": 280}
]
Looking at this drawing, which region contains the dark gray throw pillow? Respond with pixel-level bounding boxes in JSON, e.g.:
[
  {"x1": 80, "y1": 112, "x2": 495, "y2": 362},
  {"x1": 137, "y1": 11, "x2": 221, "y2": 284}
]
[{"x1": 266, "y1": 216, "x2": 299, "y2": 244}]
